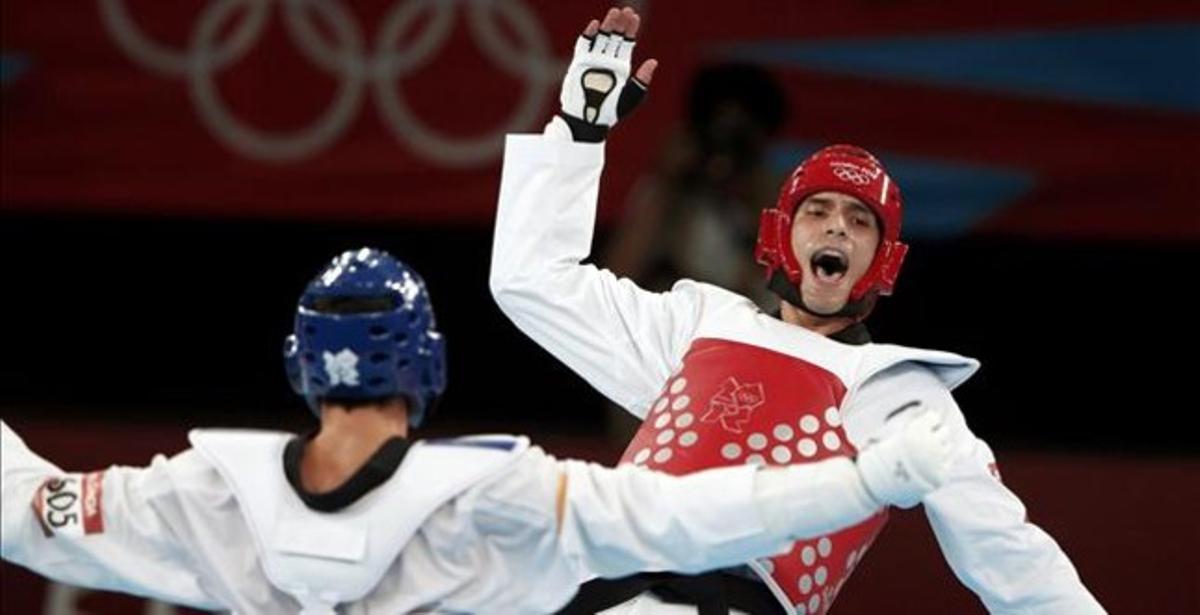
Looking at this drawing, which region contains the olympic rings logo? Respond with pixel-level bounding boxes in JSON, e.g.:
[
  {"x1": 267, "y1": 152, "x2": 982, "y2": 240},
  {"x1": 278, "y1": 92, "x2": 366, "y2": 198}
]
[
  {"x1": 99, "y1": 0, "x2": 562, "y2": 166},
  {"x1": 830, "y1": 162, "x2": 878, "y2": 186}
]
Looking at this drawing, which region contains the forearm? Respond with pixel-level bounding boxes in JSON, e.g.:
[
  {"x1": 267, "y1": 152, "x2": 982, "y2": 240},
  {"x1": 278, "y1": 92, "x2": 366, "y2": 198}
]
[
  {"x1": 489, "y1": 133, "x2": 611, "y2": 344},
  {"x1": 490, "y1": 134, "x2": 701, "y2": 414},
  {"x1": 925, "y1": 446, "x2": 1105, "y2": 614},
  {"x1": 1, "y1": 421, "x2": 219, "y2": 608},
  {"x1": 489, "y1": 135, "x2": 636, "y2": 407},
  {"x1": 557, "y1": 457, "x2": 881, "y2": 579},
  {"x1": 490, "y1": 134, "x2": 605, "y2": 297},
  {"x1": 1, "y1": 420, "x2": 69, "y2": 563},
  {"x1": 842, "y1": 363, "x2": 1103, "y2": 611}
]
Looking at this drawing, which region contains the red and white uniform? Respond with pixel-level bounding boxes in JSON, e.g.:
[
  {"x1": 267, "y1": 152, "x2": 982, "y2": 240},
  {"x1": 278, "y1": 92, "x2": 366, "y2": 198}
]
[{"x1": 490, "y1": 133, "x2": 1104, "y2": 614}]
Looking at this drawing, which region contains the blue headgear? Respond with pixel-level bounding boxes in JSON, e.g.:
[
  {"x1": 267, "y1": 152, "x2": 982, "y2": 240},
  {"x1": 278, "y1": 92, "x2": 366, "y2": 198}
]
[{"x1": 283, "y1": 248, "x2": 447, "y2": 426}]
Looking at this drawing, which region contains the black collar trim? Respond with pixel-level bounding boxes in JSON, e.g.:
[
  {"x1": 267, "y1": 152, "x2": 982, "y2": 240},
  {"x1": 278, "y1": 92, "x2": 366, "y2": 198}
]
[
  {"x1": 830, "y1": 322, "x2": 872, "y2": 345},
  {"x1": 765, "y1": 309, "x2": 873, "y2": 346},
  {"x1": 282, "y1": 431, "x2": 411, "y2": 513}
]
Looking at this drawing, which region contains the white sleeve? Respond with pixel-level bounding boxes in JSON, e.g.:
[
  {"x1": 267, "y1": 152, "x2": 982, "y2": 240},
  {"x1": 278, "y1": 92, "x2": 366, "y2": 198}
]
[
  {"x1": 471, "y1": 446, "x2": 882, "y2": 591},
  {"x1": 557, "y1": 457, "x2": 887, "y2": 580},
  {"x1": 843, "y1": 366, "x2": 1106, "y2": 614},
  {"x1": 489, "y1": 134, "x2": 705, "y2": 417},
  {"x1": 0, "y1": 420, "x2": 223, "y2": 610}
]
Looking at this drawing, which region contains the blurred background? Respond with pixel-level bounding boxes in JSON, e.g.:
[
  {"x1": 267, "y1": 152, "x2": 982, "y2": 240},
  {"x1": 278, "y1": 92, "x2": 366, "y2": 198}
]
[{"x1": 2, "y1": 0, "x2": 1197, "y2": 613}]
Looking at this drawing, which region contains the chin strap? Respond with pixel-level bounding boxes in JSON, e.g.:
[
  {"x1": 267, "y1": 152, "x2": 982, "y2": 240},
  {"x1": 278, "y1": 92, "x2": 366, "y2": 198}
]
[{"x1": 767, "y1": 270, "x2": 877, "y2": 321}]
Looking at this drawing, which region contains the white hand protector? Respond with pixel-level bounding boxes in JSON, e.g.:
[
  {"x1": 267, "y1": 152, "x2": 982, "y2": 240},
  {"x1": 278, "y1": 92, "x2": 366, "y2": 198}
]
[
  {"x1": 856, "y1": 409, "x2": 954, "y2": 508},
  {"x1": 556, "y1": 31, "x2": 647, "y2": 142}
]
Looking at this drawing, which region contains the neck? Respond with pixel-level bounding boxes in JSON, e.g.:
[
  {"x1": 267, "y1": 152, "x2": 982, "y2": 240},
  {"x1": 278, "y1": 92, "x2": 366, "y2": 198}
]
[
  {"x1": 779, "y1": 300, "x2": 858, "y2": 336},
  {"x1": 301, "y1": 399, "x2": 409, "y2": 493}
]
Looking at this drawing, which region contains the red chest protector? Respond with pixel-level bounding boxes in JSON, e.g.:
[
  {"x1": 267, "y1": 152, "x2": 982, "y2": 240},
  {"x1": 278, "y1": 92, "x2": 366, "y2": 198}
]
[{"x1": 619, "y1": 338, "x2": 885, "y2": 615}]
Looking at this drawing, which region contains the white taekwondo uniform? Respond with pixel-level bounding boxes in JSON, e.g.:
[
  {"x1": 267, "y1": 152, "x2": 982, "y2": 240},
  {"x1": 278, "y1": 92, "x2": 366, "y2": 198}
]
[
  {"x1": 489, "y1": 132, "x2": 1103, "y2": 615},
  {"x1": 2, "y1": 417, "x2": 913, "y2": 614}
]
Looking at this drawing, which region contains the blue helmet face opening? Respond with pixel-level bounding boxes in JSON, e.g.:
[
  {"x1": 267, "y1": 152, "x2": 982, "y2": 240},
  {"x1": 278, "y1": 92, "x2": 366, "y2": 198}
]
[{"x1": 284, "y1": 248, "x2": 447, "y2": 427}]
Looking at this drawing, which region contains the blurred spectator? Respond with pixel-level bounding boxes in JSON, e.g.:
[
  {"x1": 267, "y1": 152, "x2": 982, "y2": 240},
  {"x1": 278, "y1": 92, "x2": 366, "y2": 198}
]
[{"x1": 603, "y1": 62, "x2": 788, "y2": 308}]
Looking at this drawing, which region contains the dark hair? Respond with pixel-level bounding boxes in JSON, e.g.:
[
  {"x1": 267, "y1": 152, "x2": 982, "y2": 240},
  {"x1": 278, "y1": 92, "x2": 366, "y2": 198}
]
[
  {"x1": 320, "y1": 396, "x2": 402, "y2": 411},
  {"x1": 308, "y1": 295, "x2": 398, "y2": 314}
]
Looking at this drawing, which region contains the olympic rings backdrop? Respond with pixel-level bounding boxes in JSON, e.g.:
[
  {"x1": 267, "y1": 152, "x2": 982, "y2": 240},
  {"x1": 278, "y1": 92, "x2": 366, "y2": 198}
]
[
  {"x1": 1, "y1": 2, "x2": 1199, "y2": 614},
  {"x1": 3, "y1": 0, "x2": 1197, "y2": 237}
]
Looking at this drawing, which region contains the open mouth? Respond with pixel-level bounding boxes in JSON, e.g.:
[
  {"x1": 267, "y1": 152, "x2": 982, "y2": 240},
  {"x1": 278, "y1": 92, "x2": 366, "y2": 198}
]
[{"x1": 810, "y1": 249, "x2": 849, "y2": 284}]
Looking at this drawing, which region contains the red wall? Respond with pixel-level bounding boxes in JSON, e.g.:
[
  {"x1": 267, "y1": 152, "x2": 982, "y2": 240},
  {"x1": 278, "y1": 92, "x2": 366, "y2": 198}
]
[{"x1": 3, "y1": 1, "x2": 1197, "y2": 237}]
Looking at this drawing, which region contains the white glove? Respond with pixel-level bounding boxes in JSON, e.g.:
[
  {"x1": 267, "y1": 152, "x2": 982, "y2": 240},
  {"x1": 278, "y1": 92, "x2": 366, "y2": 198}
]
[
  {"x1": 555, "y1": 19, "x2": 649, "y2": 142},
  {"x1": 855, "y1": 410, "x2": 953, "y2": 508}
]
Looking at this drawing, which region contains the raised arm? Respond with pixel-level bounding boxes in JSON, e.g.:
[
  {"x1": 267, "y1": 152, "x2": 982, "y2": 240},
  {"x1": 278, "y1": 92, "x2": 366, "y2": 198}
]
[{"x1": 490, "y1": 7, "x2": 703, "y2": 417}]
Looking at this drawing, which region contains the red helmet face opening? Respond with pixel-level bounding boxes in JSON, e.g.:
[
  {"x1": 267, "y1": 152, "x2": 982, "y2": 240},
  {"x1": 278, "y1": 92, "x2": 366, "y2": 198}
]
[{"x1": 755, "y1": 145, "x2": 908, "y2": 303}]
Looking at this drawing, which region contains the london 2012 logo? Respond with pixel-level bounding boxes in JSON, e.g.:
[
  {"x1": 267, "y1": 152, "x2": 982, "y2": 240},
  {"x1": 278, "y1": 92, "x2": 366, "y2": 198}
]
[
  {"x1": 99, "y1": 0, "x2": 563, "y2": 165},
  {"x1": 701, "y1": 377, "x2": 766, "y2": 433}
]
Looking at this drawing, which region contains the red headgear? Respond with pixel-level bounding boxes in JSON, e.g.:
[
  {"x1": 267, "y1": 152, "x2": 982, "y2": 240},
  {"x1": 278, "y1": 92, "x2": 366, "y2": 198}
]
[{"x1": 754, "y1": 144, "x2": 908, "y2": 303}]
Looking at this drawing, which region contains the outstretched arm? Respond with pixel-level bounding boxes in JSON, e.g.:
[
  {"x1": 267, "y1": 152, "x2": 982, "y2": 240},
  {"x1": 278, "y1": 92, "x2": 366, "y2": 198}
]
[
  {"x1": 1, "y1": 420, "x2": 223, "y2": 610},
  {"x1": 466, "y1": 410, "x2": 954, "y2": 591}
]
